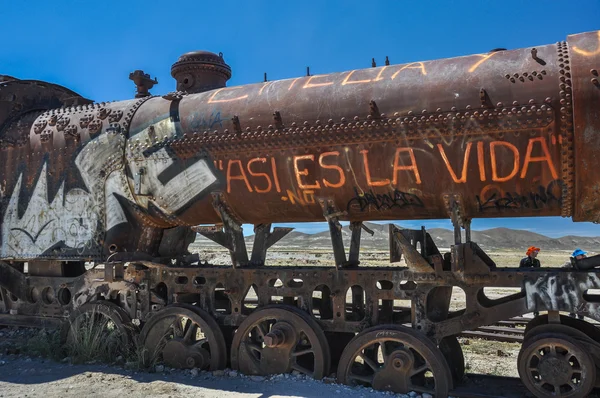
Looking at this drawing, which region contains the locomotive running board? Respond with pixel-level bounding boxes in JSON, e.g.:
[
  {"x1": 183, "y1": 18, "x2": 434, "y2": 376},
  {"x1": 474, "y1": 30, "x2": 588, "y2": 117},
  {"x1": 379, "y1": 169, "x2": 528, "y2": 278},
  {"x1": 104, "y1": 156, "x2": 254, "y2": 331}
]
[{"x1": 0, "y1": 313, "x2": 64, "y2": 329}]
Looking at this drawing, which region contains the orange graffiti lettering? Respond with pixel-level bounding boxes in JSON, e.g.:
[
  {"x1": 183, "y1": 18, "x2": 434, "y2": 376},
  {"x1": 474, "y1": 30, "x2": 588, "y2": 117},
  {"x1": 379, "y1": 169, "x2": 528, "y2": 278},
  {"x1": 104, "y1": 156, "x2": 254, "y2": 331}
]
[
  {"x1": 391, "y1": 62, "x2": 427, "y2": 79},
  {"x1": 374, "y1": 66, "x2": 388, "y2": 82},
  {"x1": 288, "y1": 77, "x2": 301, "y2": 91},
  {"x1": 303, "y1": 75, "x2": 334, "y2": 88},
  {"x1": 294, "y1": 155, "x2": 321, "y2": 189},
  {"x1": 392, "y1": 148, "x2": 421, "y2": 185},
  {"x1": 341, "y1": 70, "x2": 371, "y2": 85},
  {"x1": 521, "y1": 137, "x2": 558, "y2": 180},
  {"x1": 318, "y1": 151, "x2": 346, "y2": 188},
  {"x1": 270, "y1": 157, "x2": 281, "y2": 193},
  {"x1": 247, "y1": 158, "x2": 272, "y2": 193},
  {"x1": 258, "y1": 81, "x2": 272, "y2": 96},
  {"x1": 477, "y1": 141, "x2": 486, "y2": 181},
  {"x1": 208, "y1": 87, "x2": 249, "y2": 103},
  {"x1": 227, "y1": 159, "x2": 253, "y2": 193},
  {"x1": 468, "y1": 52, "x2": 497, "y2": 73},
  {"x1": 490, "y1": 141, "x2": 519, "y2": 182},
  {"x1": 281, "y1": 189, "x2": 315, "y2": 205},
  {"x1": 438, "y1": 143, "x2": 472, "y2": 183},
  {"x1": 361, "y1": 150, "x2": 390, "y2": 186}
]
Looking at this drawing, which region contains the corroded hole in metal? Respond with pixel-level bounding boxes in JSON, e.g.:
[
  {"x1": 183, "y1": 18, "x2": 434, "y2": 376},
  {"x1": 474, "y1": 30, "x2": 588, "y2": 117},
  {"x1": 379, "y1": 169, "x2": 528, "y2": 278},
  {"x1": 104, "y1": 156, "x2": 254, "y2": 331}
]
[
  {"x1": 41, "y1": 287, "x2": 54, "y2": 304},
  {"x1": 345, "y1": 285, "x2": 366, "y2": 321},
  {"x1": 376, "y1": 280, "x2": 393, "y2": 290},
  {"x1": 193, "y1": 276, "x2": 206, "y2": 286},
  {"x1": 108, "y1": 244, "x2": 118, "y2": 253},
  {"x1": 242, "y1": 284, "x2": 259, "y2": 315},
  {"x1": 269, "y1": 295, "x2": 302, "y2": 307},
  {"x1": 155, "y1": 282, "x2": 168, "y2": 303},
  {"x1": 446, "y1": 287, "x2": 466, "y2": 319},
  {"x1": 400, "y1": 280, "x2": 417, "y2": 291},
  {"x1": 57, "y1": 288, "x2": 71, "y2": 306},
  {"x1": 478, "y1": 287, "x2": 525, "y2": 308},
  {"x1": 312, "y1": 285, "x2": 333, "y2": 320},
  {"x1": 29, "y1": 287, "x2": 40, "y2": 304},
  {"x1": 214, "y1": 283, "x2": 231, "y2": 314},
  {"x1": 175, "y1": 276, "x2": 188, "y2": 285},
  {"x1": 268, "y1": 278, "x2": 283, "y2": 288},
  {"x1": 287, "y1": 278, "x2": 303, "y2": 288}
]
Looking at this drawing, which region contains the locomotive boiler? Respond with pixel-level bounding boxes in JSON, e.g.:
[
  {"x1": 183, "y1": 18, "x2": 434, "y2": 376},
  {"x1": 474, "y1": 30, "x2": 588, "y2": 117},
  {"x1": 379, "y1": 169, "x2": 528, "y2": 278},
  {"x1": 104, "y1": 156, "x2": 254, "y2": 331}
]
[{"x1": 1, "y1": 30, "x2": 600, "y2": 398}]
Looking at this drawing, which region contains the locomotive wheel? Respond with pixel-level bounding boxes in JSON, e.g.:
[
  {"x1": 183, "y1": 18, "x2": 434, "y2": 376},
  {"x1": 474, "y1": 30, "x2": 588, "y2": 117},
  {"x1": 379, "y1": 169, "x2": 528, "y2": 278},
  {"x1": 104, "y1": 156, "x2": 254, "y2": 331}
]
[
  {"x1": 337, "y1": 325, "x2": 452, "y2": 396},
  {"x1": 64, "y1": 301, "x2": 137, "y2": 356},
  {"x1": 524, "y1": 314, "x2": 600, "y2": 343},
  {"x1": 230, "y1": 305, "x2": 331, "y2": 379},
  {"x1": 439, "y1": 335, "x2": 465, "y2": 384},
  {"x1": 518, "y1": 332, "x2": 596, "y2": 398},
  {"x1": 140, "y1": 304, "x2": 227, "y2": 370}
]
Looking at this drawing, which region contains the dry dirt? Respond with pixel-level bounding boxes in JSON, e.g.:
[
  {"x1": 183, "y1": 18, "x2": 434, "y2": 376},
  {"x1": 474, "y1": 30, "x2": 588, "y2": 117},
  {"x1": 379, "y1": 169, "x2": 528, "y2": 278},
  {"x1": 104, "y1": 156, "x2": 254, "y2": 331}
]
[{"x1": 0, "y1": 248, "x2": 582, "y2": 397}]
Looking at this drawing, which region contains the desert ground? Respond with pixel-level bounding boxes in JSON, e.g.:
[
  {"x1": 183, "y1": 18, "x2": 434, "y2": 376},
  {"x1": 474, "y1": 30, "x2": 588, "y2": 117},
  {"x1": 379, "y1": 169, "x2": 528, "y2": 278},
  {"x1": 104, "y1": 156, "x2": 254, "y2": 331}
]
[{"x1": 0, "y1": 246, "x2": 592, "y2": 397}]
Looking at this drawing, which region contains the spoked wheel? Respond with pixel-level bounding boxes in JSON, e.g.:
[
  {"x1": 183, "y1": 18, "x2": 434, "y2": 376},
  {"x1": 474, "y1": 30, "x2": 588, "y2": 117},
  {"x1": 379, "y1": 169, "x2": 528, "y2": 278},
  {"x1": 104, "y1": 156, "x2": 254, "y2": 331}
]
[
  {"x1": 439, "y1": 335, "x2": 465, "y2": 384},
  {"x1": 140, "y1": 304, "x2": 227, "y2": 370},
  {"x1": 64, "y1": 301, "x2": 137, "y2": 357},
  {"x1": 518, "y1": 332, "x2": 596, "y2": 398},
  {"x1": 230, "y1": 305, "x2": 331, "y2": 379},
  {"x1": 337, "y1": 325, "x2": 452, "y2": 396}
]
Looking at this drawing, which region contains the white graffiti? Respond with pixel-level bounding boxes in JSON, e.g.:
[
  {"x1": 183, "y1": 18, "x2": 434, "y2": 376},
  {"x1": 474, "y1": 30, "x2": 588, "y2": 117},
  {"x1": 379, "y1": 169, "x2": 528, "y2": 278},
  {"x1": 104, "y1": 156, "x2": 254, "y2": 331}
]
[
  {"x1": 1, "y1": 113, "x2": 219, "y2": 259},
  {"x1": 0, "y1": 164, "x2": 98, "y2": 257},
  {"x1": 140, "y1": 148, "x2": 217, "y2": 212},
  {"x1": 1, "y1": 129, "x2": 128, "y2": 258},
  {"x1": 524, "y1": 273, "x2": 600, "y2": 311},
  {"x1": 127, "y1": 117, "x2": 218, "y2": 215}
]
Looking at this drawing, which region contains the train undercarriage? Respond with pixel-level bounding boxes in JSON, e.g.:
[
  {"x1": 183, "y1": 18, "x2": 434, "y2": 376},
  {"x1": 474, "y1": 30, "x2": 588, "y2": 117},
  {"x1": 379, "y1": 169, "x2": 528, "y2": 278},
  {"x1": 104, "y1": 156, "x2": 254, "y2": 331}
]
[{"x1": 2, "y1": 222, "x2": 600, "y2": 398}]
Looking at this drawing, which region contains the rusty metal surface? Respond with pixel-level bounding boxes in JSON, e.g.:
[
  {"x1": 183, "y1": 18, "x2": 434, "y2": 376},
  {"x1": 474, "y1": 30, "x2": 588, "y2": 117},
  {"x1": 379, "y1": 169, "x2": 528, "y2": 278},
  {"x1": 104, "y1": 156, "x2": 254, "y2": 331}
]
[
  {"x1": 2, "y1": 29, "x2": 600, "y2": 396},
  {"x1": 568, "y1": 31, "x2": 600, "y2": 222},
  {"x1": 1, "y1": 31, "x2": 600, "y2": 262}
]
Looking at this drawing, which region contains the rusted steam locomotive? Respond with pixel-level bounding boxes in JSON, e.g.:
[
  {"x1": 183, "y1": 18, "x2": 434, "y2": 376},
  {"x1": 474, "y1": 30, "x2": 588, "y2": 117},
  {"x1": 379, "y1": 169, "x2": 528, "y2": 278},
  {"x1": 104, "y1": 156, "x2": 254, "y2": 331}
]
[{"x1": 1, "y1": 29, "x2": 600, "y2": 397}]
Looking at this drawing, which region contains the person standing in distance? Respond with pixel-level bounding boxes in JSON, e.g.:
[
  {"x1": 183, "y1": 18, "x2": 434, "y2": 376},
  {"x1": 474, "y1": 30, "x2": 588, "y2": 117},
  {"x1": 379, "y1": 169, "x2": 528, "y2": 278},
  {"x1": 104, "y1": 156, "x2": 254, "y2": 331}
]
[{"x1": 520, "y1": 246, "x2": 541, "y2": 268}]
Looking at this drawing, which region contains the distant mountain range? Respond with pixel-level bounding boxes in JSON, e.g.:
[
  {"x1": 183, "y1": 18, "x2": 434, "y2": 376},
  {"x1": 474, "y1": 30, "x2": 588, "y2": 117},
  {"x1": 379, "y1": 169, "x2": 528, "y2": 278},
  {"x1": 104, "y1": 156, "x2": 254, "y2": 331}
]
[{"x1": 194, "y1": 222, "x2": 600, "y2": 251}]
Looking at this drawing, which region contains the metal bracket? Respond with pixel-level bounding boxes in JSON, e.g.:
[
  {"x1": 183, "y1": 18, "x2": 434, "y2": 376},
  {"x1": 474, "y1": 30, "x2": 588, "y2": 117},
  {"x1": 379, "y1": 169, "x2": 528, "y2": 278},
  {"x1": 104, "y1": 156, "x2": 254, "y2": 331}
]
[
  {"x1": 443, "y1": 194, "x2": 471, "y2": 244},
  {"x1": 319, "y1": 199, "x2": 350, "y2": 268},
  {"x1": 197, "y1": 194, "x2": 248, "y2": 268},
  {"x1": 250, "y1": 223, "x2": 293, "y2": 265},
  {"x1": 348, "y1": 221, "x2": 374, "y2": 265},
  {"x1": 388, "y1": 225, "x2": 436, "y2": 273},
  {"x1": 104, "y1": 262, "x2": 125, "y2": 282}
]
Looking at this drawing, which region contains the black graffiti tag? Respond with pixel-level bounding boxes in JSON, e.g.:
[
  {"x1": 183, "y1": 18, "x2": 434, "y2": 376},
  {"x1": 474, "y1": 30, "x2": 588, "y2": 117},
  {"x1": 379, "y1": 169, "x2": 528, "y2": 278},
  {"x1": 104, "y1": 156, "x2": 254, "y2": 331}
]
[
  {"x1": 347, "y1": 188, "x2": 424, "y2": 212},
  {"x1": 476, "y1": 180, "x2": 563, "y2": 212}
]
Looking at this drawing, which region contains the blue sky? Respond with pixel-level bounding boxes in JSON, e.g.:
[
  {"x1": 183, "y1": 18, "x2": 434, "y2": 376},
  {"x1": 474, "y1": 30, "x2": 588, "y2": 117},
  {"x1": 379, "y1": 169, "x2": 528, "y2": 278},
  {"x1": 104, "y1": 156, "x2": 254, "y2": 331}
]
[{"x1": 2, "y1": 0, "x2": 600, "y2": 238}]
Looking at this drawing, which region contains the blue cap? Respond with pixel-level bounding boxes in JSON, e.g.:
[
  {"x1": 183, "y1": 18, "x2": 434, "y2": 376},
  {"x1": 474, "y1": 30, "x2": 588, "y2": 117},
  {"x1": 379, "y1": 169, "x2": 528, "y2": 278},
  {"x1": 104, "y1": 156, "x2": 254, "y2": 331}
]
[{"x1": 572, "y1": 248, "x2": 587, "y2": 257}]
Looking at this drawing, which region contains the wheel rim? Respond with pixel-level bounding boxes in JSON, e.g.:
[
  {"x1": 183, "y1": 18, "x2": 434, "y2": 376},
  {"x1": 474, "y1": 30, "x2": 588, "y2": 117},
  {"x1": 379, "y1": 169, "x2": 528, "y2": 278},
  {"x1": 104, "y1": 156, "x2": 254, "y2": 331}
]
[
  {"x1": 337, "y1": 325, "x2": 452, "y2": 395},
  {"x1": 140, "y1": 304, "x2": 226, "y2": 370},
  {"x1": 518, "y1": 333, "x2": 596, "y2": 397},
  {"x1": 65, "y1": 301, "x2": 136, "y2": 358},
  {"x1": 230, "y1": 305, "x2": 331, "y2": 379},
  {"x1": 439, "y1": 335, "x2": 465, "y2": 384}
]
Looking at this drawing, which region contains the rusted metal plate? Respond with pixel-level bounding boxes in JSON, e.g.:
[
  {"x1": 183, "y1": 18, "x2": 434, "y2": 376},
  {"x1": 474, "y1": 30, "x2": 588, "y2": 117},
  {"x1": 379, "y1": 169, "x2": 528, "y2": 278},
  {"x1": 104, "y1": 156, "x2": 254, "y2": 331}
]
[
  {"x1": 1, "y1": 31, "x2": 599, "y2": 261},
  {"x1": 568, "y1": 31, "x2": 600, "y2": 222}
]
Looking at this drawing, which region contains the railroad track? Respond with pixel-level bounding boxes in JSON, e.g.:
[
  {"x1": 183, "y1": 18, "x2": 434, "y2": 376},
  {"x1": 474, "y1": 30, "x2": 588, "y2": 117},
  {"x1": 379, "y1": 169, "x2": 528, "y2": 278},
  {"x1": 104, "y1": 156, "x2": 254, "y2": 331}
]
[
  {"x1": 459, "y1": 317, "x2": 530, "y2": 343},
  {"x1": 460, "y1": 316, "x2": 600, "y2": 343}
]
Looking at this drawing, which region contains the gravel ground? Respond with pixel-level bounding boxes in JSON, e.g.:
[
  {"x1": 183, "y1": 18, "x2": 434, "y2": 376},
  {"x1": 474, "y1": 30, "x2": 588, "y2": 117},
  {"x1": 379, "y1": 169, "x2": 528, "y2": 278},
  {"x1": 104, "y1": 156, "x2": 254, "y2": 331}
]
[{"x1": 0, "y1": 355, "x2": 436, "y2": 398}]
